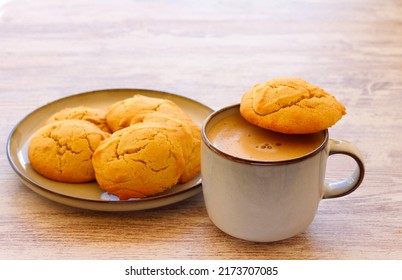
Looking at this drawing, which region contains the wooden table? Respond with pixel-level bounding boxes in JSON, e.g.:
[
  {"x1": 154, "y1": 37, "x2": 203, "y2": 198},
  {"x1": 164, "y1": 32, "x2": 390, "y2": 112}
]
[{"x1": 1, "y1": 0, "x2": 401, "y2": 260}]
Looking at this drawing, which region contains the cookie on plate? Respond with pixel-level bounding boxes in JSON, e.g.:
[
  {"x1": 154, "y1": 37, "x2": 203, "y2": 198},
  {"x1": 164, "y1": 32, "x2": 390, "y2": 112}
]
[
  {"x1": 240, "y1": 78, "x2": 346, "y2": 134},
  {"x1": 92, "y1": 121, "x2": 187, "y2": 199},
  {"x1": 28, "y1": 119, "x2": 110, "y2": 183},
  {"x1": 46, "y1": 106, "x2": 111, "y2": 133},
  {"x1": 105, "y1": 94, "x2": 186, "y2": 132}
]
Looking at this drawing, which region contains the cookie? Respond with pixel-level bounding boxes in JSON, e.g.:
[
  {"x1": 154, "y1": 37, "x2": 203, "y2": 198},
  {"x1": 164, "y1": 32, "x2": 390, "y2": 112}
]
[
  {"x1": 46, "y1": 106, "x2": 111, "y2": 133},
  {"x1": 240, "y1": 78, "x2": 346, "y2": 134},
  {"x1": 92, "y1": 122, "x2": 187, "y2": 199},
  {"x1": 28, "y1": 119, "x2": 110, "y2": 183},
  {"x1": 139, "y1": 112, "x2": 201, "y2": 183},
  {"x1": 105, "y1": 94, "x2": 186, "y2": 132}
]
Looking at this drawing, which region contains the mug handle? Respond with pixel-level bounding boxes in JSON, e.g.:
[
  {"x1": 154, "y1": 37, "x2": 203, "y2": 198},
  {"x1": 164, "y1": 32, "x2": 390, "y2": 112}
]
[{"x1": 323, "y1": 139, "x2": 365, "y2": 199}]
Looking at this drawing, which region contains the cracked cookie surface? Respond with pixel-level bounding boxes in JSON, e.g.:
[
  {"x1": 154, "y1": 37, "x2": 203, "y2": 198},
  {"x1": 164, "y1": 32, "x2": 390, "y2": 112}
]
[
  {"x1": 92, "y1": 122, "x2": 187, "y2": 199},
  {"x1": 28, "y1": 119, "x2": 110, "y2": 183},
  {"x1": 46, "y1": 106, "x2": 111, "y2": 133},
  {"x1": 240, "y1": 78, "x2": 346, "y2": 134},
  {"x1": 106, "y1": 94, "x2": 186, "y2": 133},
  {"x1": 139, "y1": 112, "x2": 201, "y2": 183}
]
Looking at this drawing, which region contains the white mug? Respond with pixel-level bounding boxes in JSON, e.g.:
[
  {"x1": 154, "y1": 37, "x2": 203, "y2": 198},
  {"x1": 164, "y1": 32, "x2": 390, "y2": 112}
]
[{"x1": 201, "y1": 104, "x2": 365, "y2": 242}]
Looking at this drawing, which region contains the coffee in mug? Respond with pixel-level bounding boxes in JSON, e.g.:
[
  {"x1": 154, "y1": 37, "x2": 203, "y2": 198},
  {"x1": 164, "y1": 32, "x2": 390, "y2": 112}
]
[{"x1": 207, "y1": 113, "x2": 324, "y2": 161}]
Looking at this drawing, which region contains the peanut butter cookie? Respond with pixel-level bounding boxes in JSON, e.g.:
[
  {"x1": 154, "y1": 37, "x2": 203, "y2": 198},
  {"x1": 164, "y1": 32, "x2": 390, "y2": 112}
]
[
  {"x1": 92, "y1": 122, "x2": 187, "y2": 199},
  {"x1": 105, "y1": 94, "x2": 186, "y2": 132},
  {"x1": 240, "y1": 78, "x2": 346, "y2": 134},
  {"x1": 28, "y1": 119, "x2": 110, "y2": 183}
]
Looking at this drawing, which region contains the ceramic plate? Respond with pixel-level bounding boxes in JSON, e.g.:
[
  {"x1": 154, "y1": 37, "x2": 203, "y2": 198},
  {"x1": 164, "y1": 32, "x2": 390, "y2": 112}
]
[{"x1": 7, "y1": 89, "x2": 213, "y2": 211}]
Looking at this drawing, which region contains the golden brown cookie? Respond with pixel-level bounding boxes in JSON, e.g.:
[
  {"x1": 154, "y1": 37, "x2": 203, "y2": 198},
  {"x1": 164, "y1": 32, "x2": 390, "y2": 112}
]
[
  {"x1": 139, "y1": 112, "x2": 201, "y2": 183},
  {"x1": 28, "y1": 120, "x2": 110, "y2": 183},
  {"x1": 92, "y1": 122, "x2": 187, "y2": 200},
  {"x1": 105, "y1": 94, "x2": 186, "y2": 132},
  {"x1": 46, "y1": 106, "x2": 111, "y2": 133},
  {"x1": 240, "y1": 78, "x2": 346, "y2": 134}
]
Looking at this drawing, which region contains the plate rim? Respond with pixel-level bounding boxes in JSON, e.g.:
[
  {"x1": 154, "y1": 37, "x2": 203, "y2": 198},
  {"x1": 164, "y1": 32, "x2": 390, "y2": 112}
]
[{"x1": 6, "y1": 88, "x2": 213, "y2": 210}]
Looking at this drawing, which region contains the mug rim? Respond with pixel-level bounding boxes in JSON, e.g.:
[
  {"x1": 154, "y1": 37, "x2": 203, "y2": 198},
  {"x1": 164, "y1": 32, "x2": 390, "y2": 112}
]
[{"x1": 202, "y1": 104, "x2": 329, "y2": 166}]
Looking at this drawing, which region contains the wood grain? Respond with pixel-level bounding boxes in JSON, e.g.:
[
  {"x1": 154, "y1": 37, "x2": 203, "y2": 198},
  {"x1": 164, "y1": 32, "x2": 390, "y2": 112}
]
[{"x1": 1, "y1": 0, "x2": 402, "y2": 259}]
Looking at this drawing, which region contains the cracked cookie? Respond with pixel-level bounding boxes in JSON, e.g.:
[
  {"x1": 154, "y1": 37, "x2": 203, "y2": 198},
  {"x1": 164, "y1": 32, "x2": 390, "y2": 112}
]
[
  {"x1": 46, "y1": 106, "x2": 111, "y2": 133},
  {"x1": 28, "y1": 119, "x2": 110, "y2": 183},
  {"x1": 240, "y1": 78, "x2": 346, "y2": 134},
  {"x1": 92, "y1": 122, "x2": 187, "y2": 199},
  {"x1": 105, "y1": 94, "x2": 186, "y2": 133}
]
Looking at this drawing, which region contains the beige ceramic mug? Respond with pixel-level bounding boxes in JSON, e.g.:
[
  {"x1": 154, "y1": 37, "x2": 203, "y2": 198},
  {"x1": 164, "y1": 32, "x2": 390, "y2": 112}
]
[{"x1": 201, "y1": 104, "x2": 365, "y2": 242}]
